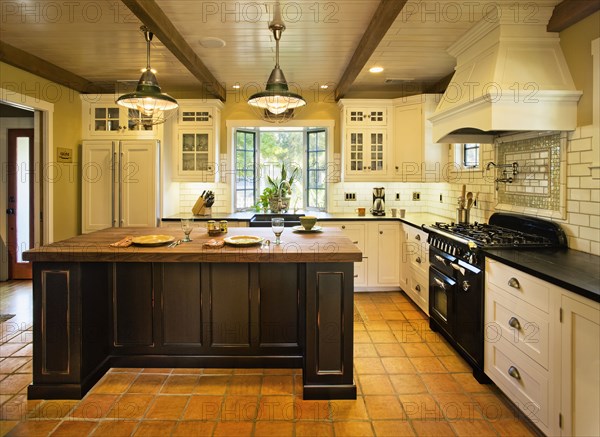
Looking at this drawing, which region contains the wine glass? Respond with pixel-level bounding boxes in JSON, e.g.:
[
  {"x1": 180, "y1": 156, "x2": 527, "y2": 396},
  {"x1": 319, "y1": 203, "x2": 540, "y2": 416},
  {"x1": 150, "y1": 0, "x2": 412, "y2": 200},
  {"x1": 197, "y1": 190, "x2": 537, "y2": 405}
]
[
  {"x1": 181, "y1": 218, "x2": 193, "y2": 242},
  {"x1": 271, "y1": 217, "x2": 284, "y2": 245}
]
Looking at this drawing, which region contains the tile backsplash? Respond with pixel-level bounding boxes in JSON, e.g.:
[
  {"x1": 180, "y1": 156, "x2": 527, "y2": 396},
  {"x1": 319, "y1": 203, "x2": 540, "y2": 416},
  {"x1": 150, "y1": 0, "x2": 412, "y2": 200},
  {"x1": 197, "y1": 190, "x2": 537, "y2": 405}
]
[{"x1": 170, "y1": 125, "x2": 599, "y2": 255}]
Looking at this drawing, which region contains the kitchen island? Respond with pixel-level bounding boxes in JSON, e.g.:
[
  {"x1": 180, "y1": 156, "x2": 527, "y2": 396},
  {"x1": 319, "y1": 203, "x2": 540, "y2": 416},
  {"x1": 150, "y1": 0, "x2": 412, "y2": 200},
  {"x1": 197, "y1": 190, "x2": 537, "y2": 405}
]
[{"x1": 23, "y1": 227, "x2": 361, "y2": 400}]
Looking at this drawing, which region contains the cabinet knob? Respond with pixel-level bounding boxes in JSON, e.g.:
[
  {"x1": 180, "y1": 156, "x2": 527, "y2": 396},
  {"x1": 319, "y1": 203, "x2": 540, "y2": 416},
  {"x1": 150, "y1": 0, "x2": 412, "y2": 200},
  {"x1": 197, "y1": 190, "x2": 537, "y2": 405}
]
[
  {"x1": 415, "y1": 284, "x2": 421, "y2": 292},
  {"x1": 379, "y1": 231, "x2": 383, "y2": 235},
  {"x1": 416, "y1": 257, "x2": 422, "y2": 264},
  {"x1": 508, "y1": 277, "x2": 520, "y2": 289},
  {"x1": 415, "y1": 234, "x2": 421, "y2": 241},
  {"x1": 341, "y1": 225, "x2": 346, "y2": 229},
  {"x1": 352, "y1": 241, "x2": 359, "y2": 244},
  {"x1": 507, "y1": 366, "x2": 521, "y2": 380},
  {"x1": 508, "y1": 317, "x2": 521, "y2": 330},
  {"x1": 395, "y1": 166, "x2": 399, "y2": 170},
  {"x1": 354, "y1": 274, "x2": 359, "y2": 278}
]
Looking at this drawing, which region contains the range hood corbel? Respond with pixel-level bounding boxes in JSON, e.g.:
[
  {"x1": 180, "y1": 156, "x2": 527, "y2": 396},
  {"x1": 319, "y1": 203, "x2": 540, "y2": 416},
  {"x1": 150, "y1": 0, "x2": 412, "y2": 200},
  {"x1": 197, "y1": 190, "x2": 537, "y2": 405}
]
[{"x1": 429, "y1": 4, "x2": 582, "y2": 144}]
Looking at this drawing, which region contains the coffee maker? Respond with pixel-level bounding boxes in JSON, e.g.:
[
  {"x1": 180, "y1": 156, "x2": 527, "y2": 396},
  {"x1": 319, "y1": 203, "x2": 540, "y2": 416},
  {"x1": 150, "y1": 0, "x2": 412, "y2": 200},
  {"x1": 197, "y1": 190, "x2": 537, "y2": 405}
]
[{"x1": 371, "y1": 187, "x2": 385, "y2": 216}]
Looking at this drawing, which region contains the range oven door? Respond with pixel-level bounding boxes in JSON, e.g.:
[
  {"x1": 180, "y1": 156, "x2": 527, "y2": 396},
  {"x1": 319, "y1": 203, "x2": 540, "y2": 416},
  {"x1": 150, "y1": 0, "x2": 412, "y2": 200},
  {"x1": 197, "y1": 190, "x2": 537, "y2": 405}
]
[{"x1": 429, "y1": 266, "x2": 456, "y2": 336}]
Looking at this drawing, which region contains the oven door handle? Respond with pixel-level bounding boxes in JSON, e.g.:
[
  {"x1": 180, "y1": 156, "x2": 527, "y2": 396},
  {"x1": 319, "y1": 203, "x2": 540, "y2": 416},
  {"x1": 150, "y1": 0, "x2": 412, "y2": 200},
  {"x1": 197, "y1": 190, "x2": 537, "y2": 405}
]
[
  {"x1": 433, "y1": 277, "x2": 446, "y2": 290},
  {"x1": 450, "y1": 262, "x2": 466, "y2": 275},
  {"x1": 434, "y1": 255, "x2": 448, "y2": 265}
]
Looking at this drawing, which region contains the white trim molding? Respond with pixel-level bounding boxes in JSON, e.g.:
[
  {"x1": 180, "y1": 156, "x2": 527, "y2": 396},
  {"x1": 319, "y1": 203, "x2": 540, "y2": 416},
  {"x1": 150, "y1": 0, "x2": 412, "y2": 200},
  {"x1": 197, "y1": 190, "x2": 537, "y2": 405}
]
[{"x1": 1, "y1": 87, "x2": 54, "y2": 244}]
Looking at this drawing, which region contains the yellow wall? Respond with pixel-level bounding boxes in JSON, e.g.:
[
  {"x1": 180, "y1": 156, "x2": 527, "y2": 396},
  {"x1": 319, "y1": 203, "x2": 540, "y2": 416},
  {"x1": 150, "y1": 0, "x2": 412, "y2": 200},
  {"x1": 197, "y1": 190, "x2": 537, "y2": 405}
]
[
  {"x1": 219, "y1": 93, "x2": 341, "y2": 153},
  {"x1": 0, "y1": 62, "x2": 82, "y2": 241},
  {"x1": 560, "y1": 11, "x2": 600, "y2": 127}
]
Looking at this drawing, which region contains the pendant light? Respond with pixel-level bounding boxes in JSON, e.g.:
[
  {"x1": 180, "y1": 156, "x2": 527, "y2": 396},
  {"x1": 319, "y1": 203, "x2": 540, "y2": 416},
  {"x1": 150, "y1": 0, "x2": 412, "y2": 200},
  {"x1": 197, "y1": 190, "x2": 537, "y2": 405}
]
[
  {"x1": 116, "y1": 26, "x2": 178, "y2": 126},
  {"x1": 247, "y1": 2, "x2": 306, "y2": 122}
]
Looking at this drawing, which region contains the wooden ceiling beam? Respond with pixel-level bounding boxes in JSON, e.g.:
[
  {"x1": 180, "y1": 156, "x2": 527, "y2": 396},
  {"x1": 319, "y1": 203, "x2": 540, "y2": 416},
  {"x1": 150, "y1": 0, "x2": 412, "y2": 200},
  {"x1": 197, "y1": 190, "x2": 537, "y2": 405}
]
[
  {"x1": 547, "y1": 0, "x2": 600, "y2": 32},
  {"x1": 0, "y1": 42, "x2": 114, "y2": 94},
  {"x1": 334, "y1": 0, "x2": 408, "y2": 100},
  {"x1": 121, "y1": 0, "x2": 226, "y2": 101}
]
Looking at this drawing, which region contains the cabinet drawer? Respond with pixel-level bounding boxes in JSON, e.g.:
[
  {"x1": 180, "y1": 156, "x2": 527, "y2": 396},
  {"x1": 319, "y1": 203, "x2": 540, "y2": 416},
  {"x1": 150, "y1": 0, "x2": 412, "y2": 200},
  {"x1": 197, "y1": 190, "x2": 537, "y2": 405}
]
[
  {"x1": 486, "y1": 288, "x2": 549, "y2": 369},
  {"x1": 405, "y1": 270, "x2": 429, "y2": 315},
  {"x1": 486, "y1": 259, "x2": 550, "y2": 313},
  {"x1": 485, "y1": 338, "x2": 550, "y2": 430}
]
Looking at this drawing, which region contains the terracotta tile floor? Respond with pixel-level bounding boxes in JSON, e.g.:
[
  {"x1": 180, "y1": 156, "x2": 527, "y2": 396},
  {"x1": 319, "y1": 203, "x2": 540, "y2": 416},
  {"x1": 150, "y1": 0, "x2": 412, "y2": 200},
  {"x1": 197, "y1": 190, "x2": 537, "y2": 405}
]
[{"x1": 0, "y1": 283, "x2": 541, "y2": 436}]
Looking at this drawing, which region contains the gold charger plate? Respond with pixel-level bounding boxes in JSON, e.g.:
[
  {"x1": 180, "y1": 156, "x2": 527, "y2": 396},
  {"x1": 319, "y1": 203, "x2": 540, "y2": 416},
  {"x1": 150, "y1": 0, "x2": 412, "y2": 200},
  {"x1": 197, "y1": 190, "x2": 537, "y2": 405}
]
[
  {"x1": 292, "y1": 225, "x2": 323, "y2": 233},
  {"x1": 131, "y1": 235, "x2": 175, "y2": 246},
  {"x1": 223, "y1": 235, "x2": 264, "y2": 246}
]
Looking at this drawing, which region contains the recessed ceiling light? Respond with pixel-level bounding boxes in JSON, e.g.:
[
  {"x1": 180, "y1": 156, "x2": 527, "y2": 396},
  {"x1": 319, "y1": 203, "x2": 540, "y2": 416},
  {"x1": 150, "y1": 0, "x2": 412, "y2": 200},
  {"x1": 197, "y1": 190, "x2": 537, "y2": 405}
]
[
  {"x1": 369, "y1": 67, "x2": 384, "y2": 73},
  {"x1": 232, "y1": 84, "x2": 240, "y2": 89},
  {"x1": 320, "y1": 84, "x2": 329, "y2": 89},
  {"x1": 199, "y1": 37, "x2": 226, "y2": 49}
]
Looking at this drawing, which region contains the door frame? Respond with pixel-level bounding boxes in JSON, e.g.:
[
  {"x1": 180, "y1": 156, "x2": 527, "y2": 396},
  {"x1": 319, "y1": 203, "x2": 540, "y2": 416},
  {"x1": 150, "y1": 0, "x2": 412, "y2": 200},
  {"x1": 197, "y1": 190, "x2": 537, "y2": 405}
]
[{"x1": 1, "y1": 87, "x2": 54, "y2": 245}]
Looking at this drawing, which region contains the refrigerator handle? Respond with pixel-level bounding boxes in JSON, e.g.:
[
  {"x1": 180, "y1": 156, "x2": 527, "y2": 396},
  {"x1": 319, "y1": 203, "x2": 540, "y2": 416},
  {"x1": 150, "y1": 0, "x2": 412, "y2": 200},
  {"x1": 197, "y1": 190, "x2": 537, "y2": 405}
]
[{"x1": 112, "y1": 145, "x2": 117, "y2": 227}]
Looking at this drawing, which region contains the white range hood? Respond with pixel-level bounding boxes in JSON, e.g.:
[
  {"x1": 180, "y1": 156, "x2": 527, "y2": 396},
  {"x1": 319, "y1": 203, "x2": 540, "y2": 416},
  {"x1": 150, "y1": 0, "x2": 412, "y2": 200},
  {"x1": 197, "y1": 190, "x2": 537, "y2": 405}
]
[{"x1": 429, "y1": 5, "x2": 582, "y2": 144}]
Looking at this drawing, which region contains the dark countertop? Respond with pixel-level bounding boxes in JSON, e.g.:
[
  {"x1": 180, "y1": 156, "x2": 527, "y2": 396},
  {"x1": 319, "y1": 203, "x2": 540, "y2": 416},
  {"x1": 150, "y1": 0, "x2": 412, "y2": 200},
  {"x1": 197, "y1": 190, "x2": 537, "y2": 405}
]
[
  {"x1": 162, "y1": 212, "x2": 450, "y2": 230},
  {"x1": 484, "y1": 248, "x2": 600, "y2": 303}
]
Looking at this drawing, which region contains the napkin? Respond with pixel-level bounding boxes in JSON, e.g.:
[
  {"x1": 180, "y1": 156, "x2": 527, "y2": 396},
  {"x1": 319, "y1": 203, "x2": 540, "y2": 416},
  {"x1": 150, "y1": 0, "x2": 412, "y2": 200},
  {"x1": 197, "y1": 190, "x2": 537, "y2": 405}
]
[
  {"x1": 203, "y1": 239, "x2": 224, "y2": 248},
  {"x1": 109, "y1": 236, "x2": 133, "y2": 248}
]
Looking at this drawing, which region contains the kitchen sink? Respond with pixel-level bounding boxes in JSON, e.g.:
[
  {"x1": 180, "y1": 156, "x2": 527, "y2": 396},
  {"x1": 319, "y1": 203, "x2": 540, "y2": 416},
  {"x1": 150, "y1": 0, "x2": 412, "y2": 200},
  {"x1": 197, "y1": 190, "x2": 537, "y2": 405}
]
[{"x1": 249, "y1": 213, "x2": 305, "y2": 227}]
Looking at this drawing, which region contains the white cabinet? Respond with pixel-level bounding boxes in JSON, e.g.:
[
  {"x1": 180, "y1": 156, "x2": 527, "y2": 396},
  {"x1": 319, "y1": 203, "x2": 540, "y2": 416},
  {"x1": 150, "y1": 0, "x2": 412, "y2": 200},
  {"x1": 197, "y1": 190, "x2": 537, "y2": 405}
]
[
  {"x1": 81, "y1": 95, "x2": 160, "y2": 139},
  {"x1": 82, "y1": 140, "x2": 159, "y2": 233},
  {"x1": 328, "y1": 221, "x2": 401, "y2": 291},
  {"x1": 328, "y1": 222, "x2": 368, "y2": 289},
  {"x1": 339, "y1": 100, "x2": 392, "y2": 181},
  {"x1": 400, "y1": 224, "x2": 429, "y2": 314},
  {"x1": 374, "y1": 223, "x2": 400, "y2": 286},
  {"x1": 169, "y1": 100, "x2": 222, "y2": 182},
  {"x1": 484, "y1": 259, "x2": 600, "y2": 437},
  {"x1": 559, "y1": 292, "x2": 600, "y2": 437},
  {"x1": 393, "y1": 94, "x2": 448, "y2": 182}
]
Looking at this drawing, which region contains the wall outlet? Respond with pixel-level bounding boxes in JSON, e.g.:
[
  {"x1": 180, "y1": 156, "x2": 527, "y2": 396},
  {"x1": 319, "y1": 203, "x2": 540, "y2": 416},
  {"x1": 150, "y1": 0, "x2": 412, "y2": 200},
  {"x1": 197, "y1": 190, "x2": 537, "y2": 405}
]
[
  {"x1": 439, "y1": 194, "x2": 443, "y2": 203},
  {"x1": 412, "y1": 192, "x2": 421, "y2": 201},
  {"x1": 395, "y1": 192, "x2": 400, "y2": 200},
  {"x1": 344, "y1": 193, "x2": 356, "y2": 201}
]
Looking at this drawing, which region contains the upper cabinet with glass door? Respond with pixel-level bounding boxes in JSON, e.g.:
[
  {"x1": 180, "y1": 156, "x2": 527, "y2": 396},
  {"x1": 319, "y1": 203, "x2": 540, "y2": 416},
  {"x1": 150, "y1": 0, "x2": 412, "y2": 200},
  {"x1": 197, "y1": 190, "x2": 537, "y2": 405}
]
[
  {"x1": 339, "y1": 100, "x2": 392, "y2": 181},
  {"x1": 81, "y1": 95, "x2": 161, "y2": 139},
  {"x1": 171, "y1": 100, "x2": 223, "y2": 182}
]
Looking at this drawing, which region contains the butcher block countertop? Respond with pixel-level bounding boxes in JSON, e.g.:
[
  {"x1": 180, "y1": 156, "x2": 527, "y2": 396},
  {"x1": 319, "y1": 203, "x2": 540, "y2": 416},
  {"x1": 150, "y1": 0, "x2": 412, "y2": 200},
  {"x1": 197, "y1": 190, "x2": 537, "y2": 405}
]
[{"x1": 23, "y1": 227, "x2": 362, "y2": 263}]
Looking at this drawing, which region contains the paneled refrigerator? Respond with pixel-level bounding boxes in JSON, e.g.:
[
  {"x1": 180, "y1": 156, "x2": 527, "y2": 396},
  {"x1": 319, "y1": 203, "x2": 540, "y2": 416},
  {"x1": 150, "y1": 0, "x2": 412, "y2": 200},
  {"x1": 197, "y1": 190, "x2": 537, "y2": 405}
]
[{"x1": 82, "y1": 140, "x2": 160, "y2": 233}]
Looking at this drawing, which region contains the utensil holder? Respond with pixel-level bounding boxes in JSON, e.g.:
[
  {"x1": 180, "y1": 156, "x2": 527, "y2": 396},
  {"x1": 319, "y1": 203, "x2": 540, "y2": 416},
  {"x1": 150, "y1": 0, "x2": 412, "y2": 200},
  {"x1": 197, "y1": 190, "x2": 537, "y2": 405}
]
[{"x1": 456, "y1": 208, "x2": 470, "y2": 224}]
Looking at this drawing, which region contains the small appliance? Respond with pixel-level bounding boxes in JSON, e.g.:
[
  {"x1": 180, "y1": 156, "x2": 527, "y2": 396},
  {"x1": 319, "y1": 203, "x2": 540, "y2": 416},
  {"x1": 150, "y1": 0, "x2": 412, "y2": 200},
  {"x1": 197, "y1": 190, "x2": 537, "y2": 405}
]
[{"x1": 371, "y1": 187, "x2": 385, "y2": 216}]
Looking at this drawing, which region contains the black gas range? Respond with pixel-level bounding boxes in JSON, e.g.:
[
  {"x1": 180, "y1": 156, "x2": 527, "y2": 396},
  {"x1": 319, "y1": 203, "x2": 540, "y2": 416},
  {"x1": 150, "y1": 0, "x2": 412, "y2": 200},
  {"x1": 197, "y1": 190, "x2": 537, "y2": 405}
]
[{"x1": 424, "y1": 213, "x2": 567, "y2": 382}]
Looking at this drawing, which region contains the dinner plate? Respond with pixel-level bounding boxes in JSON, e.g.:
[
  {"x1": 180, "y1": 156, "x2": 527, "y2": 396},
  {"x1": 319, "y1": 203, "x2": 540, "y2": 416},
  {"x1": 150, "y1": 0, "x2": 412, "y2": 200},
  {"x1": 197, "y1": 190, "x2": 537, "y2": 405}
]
[
  {"x1": 292, "y1": 225, "x2": 323, "y2": 233},
  {"x1": 131, "y1": 235, "x2": 175, "y2": 246},
  {"x1": 223, "y1": 235, "x2": 264, "y2": 246}
]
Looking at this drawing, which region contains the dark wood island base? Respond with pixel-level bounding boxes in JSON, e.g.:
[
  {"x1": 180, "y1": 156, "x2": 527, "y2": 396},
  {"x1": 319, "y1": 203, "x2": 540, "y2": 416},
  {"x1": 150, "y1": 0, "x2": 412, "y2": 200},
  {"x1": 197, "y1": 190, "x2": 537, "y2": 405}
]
[{"x1": 24, "y1": 228, "x2": 361, "y2": 400}]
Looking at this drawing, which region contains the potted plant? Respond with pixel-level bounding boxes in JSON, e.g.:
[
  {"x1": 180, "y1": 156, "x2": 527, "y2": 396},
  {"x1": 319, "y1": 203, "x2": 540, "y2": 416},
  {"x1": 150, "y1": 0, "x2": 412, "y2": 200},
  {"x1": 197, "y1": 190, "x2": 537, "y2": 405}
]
[{"x1": 266, "y1": 164, "x2": 298, "y2": 213}]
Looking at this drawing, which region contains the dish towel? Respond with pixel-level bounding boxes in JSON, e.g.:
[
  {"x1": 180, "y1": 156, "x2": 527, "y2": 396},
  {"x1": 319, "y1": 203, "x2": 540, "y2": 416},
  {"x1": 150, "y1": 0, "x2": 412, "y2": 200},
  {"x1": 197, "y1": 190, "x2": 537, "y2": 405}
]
[{"x1": 109, "y1": 236, "x2": 133, "y2": 248}]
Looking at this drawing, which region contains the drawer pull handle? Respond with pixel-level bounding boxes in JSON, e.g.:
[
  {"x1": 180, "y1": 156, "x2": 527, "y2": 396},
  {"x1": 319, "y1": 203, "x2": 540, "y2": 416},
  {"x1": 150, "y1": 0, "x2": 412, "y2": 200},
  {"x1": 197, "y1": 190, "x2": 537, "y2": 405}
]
[
  {"x1": 415, "y1": 234, "x2": 421, "y2": 241},
  {"x1": 434, "y1": 277, "x2": 446, "y2": 290},
  {"x1": 450, "y1": 262, "x2": 461, "y2": 270},
  {"x1": 354, "y1": 274, "x2": 359, "y2": 278},
  {"x1": 508, "y1": 277, "x2": 520, "y2": 289},
  {"x1": 508, "y1": 366, "x2": 521, "y2": 380},
  {"x1": 415, "y1": 284, "x2": 421, "y2": 292},
  {"x1": 352, "y1": 241, "x2": 359, "y2": 244},
  {"x1": 416, "y1": 257, "x2": 422, "y2": 264},
  {"x1": 508, "y1": 317, "x2": 521, "y2": 330},
  {"x1": 435, "y1": 255, "x2": 446, "y2": 264}
]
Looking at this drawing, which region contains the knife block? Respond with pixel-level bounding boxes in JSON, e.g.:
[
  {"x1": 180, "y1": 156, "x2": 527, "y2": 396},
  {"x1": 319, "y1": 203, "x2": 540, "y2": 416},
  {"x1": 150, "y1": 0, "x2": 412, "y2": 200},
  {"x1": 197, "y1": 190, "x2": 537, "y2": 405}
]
[{"x1": 192, "y1": 196, "x2": 211, "y2": 216}]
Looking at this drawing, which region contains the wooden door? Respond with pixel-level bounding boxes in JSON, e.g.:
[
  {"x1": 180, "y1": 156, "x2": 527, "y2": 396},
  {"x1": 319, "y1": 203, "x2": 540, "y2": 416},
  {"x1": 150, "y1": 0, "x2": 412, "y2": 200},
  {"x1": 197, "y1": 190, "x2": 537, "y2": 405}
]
[{"x1": 7, "y1": 129, "x2": 34, "y2": 279}]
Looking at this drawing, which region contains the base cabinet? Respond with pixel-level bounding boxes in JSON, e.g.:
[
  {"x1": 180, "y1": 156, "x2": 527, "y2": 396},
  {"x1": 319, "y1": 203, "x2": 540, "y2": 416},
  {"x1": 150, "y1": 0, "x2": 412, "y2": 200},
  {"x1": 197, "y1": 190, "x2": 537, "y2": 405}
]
[
  {"x1": 485, "y1": 259, "x2": 600, "y2": 436},
  {"x1": 400, "y1": 224, "x2": 429, "y2": 314},
  {"x1": 559, "y1": 293, "x2": 600, "y2": 437}
]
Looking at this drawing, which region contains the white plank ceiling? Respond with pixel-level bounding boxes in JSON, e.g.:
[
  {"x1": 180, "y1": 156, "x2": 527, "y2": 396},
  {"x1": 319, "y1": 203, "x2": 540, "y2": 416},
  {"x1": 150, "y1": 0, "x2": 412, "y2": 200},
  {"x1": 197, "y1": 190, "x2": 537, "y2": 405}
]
[{"x1": 0, "y1": 0, "x2": 562, "y2": 97}]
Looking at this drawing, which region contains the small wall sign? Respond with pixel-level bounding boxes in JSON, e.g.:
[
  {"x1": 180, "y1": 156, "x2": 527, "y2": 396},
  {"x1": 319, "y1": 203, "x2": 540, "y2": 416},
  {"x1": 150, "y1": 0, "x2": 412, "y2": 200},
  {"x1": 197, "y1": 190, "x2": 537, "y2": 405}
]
[{"x1": 57, "y1": 147, "x2": 72, "y2": 163}]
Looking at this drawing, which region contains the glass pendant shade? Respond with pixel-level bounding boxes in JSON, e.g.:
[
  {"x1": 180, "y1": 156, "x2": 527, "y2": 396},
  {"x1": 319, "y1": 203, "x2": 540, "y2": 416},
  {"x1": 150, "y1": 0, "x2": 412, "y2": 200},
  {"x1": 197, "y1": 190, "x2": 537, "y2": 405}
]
[{"x1": 116, "y1": 27, "x2": 178, "y2": 126}]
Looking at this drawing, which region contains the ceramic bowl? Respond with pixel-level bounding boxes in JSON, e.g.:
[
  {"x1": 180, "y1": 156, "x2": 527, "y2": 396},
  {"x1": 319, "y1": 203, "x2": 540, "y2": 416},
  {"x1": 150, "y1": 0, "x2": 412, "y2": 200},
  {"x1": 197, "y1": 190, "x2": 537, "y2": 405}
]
[{"x1": 300, "y1": 215, "x2": 318, "y2": 230}]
